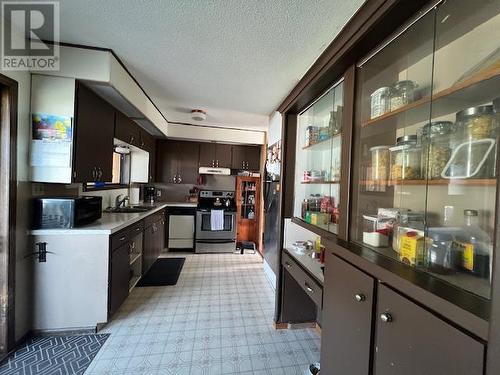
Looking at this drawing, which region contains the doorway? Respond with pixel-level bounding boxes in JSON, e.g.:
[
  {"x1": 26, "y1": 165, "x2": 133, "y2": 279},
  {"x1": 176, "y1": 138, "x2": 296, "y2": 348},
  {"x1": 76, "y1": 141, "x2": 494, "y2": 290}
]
[{"x1": 0, "y1": 74, "x2": 18, "y2": 360}]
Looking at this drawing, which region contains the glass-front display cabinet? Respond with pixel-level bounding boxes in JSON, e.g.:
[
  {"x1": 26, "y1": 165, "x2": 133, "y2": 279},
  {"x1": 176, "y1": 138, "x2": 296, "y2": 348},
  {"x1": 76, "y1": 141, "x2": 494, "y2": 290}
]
[
  {"x1": 294, "y1": 80, "x2": 344, "y2": 234},
  {"x1": 350, "y1": 0, "x2": 500, "y2": 300}
]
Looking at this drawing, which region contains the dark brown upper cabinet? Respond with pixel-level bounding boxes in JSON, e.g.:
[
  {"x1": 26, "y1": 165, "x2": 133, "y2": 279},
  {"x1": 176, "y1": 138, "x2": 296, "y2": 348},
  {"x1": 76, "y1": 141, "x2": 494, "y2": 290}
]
[
  {"x1": 231, "y1": 145, "x2": 261, "y2": 171},
  {"x1": 199, "y1": 142, "x2": 232, "y2": 168},
  {"x1": 115, "y1": 111, "x2": 141, "y2": 147},
  {"x1": 156, "y1": 140, "x2": 199, "y2": 184},
  {"x1": 73, "y1": 83, "x2": 115, "y2": 183}
]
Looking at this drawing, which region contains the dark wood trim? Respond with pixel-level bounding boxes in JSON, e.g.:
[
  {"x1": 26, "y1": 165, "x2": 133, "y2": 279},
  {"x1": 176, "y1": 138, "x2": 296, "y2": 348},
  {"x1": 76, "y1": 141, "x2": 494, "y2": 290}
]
[
  {"x1": 323, "y1": 238, "x2": 490, "y2": 341},
  {"x1": 277, "y1": 0, "x2": 431, "y2": 115},
  {"x1": 0, "y1": 73, "x2": 18, "y2": 355},
  {"x1": 486, "y1": 117, "x2": 500, "y2": 372},
  {"x1": 282, "y1": 114, "x2": 297, "y2": 218},
  {"x1": 338, "y1": 65, "x2": 356, "y2": 241}
]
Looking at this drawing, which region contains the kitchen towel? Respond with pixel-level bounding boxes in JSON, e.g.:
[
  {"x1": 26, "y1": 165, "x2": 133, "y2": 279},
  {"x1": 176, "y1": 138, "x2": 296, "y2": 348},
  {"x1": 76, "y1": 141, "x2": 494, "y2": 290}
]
[{"x1": 211, "y1": 209, "x2": 224, "y2": 231}]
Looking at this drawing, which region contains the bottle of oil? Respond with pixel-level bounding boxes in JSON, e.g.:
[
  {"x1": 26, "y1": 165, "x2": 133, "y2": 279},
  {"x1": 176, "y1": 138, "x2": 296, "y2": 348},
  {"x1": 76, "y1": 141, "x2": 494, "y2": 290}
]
[{"x1": 452, "y1": 209, "x2": 491, "y2": 279}]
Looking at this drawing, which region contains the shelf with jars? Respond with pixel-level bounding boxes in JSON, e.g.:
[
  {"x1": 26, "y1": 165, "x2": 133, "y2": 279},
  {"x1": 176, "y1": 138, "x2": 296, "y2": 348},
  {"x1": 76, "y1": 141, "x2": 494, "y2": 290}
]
[
  {"x1": 293, "y1": 79, "x2": 344, "y2": 235},
  {"x1": 350, "y1": 0, "x2": 500, "y2": 301}
]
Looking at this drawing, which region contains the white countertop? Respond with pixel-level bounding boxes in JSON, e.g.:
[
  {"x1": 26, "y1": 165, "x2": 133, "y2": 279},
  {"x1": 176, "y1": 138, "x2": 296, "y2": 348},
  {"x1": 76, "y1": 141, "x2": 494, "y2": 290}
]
[{"x1": 29, "y1": 202, "x2": 195, "y2": 236}]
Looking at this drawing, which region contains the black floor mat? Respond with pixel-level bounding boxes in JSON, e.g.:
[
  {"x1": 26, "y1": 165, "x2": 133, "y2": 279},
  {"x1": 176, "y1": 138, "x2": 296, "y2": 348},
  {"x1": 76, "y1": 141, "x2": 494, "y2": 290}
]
[{"x1": 137, "y1": 257, "x2": 185, "y2": 287}]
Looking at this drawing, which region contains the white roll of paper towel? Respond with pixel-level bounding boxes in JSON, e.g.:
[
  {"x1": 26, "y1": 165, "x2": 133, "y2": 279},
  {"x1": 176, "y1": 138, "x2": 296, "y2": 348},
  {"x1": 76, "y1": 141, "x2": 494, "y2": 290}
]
[{"x1": 129, "y1": 187, "x2": 140, "y2": 205}]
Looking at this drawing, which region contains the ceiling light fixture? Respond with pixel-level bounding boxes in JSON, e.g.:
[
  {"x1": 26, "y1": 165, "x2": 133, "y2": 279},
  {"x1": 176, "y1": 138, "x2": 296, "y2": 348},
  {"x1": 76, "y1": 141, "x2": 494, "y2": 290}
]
[{"x1": 191, "y1": 109, "x2": 207, "y2": 121}]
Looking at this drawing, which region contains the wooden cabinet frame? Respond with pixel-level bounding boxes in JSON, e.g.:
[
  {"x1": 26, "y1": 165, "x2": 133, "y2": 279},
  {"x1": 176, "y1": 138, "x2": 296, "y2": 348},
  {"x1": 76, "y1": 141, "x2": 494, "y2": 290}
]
[{"x1": 275, "y1": 0, "x2": 500, "y2": 372}]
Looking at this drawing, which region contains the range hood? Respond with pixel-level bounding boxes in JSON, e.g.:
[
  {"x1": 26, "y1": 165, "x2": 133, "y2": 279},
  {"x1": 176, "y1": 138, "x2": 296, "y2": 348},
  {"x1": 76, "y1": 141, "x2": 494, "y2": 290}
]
[{"x1": 199, "y1": 167, "x2": 231, "y2": 175}]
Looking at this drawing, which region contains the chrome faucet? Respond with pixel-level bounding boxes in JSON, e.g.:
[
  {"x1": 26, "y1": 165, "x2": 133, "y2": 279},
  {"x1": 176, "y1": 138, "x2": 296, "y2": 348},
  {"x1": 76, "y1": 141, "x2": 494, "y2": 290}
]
[{"x1": 115, "y1": 194, "x2": 129, "y2": 208}]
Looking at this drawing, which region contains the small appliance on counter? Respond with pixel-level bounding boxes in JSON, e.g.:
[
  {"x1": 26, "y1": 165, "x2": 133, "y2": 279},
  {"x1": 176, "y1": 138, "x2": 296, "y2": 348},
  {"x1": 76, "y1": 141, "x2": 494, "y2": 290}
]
[
  {"x1": 143, "y1": 186, "x2": 157, "y2": 203},
  {"x1": 33, "y1": 196, "x2": 102, "y2": 229}
]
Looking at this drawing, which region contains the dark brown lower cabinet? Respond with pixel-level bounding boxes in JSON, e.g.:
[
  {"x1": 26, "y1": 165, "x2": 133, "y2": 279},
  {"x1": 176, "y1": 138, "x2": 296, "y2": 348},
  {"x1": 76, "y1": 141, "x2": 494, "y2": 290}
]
[
  {"x1": 143, "y1": 211, "x2": 165, "y2": 274},
  {"x1": 280, "y1": 252, "x2": 321, "y2": 323},
  {"x1": 109, "y1": 242, "x2": 130, "y2": 316},
  {"x1": 321, "y1": 253, "x2": 375, "y2": 375},
  {"x1": 374, "y1": 284, "x2": 484, "y2": 375}
]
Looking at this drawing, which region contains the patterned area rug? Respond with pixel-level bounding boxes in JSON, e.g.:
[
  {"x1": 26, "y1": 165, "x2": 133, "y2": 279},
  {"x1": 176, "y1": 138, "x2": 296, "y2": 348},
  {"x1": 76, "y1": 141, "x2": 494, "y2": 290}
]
[{"x1": 0, "y1": 334, "x2": 109, "y2": 375}]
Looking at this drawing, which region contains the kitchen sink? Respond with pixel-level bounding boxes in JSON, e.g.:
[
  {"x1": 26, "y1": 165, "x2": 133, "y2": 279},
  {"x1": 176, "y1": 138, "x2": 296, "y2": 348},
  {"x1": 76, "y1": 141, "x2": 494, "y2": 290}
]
[{"x1": 104, "y1": 206, "x2": 153, "y2": 213}]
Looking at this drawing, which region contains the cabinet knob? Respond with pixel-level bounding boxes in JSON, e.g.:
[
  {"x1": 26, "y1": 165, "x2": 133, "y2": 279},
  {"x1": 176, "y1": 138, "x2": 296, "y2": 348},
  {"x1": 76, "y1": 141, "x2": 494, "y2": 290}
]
[
  {"x1": 284, "y1": 261, "x2": 292, "y2": 269},
  {"x1": 178, "y1": 175, "x2": 182, "y2": 183},
  {"x1": 304, "y1": 282, "x2": 314, "y2": 293},
  {"x1": 380, "y1": 313, "x2": 393, "y2": 323},
  {"x1": 355, "y1": 294, "x2": 366, "y2": 302}
]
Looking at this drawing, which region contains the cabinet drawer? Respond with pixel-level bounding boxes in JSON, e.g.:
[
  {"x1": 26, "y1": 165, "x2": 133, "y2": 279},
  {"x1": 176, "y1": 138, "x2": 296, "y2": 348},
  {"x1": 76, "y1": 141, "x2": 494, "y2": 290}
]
[
  {"x1": 374, "y1": 284, "x2": 484, "y2": 375},
  {"x1": 145, "y1": 210, "x2": 165, "y2": 227},
  {"x1": 282, "y1": 252, "x2": 322, "y2": 308},
  {"x1": 129, "y1": 221, "x2": 144, "y2": 236},
  {"x1": 111, "y1": 230, "x2": 130, "y2": 251}
]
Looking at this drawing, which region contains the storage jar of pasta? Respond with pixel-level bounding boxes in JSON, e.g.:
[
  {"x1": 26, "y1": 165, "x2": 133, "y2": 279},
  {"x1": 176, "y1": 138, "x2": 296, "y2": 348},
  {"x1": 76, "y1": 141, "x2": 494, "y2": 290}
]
[
  {"x1": 389, "y1": 135, "x2": 422, "y2": 181},
  {"x1": 421, "y1": 121, "x2": 453, "y2": 179}
]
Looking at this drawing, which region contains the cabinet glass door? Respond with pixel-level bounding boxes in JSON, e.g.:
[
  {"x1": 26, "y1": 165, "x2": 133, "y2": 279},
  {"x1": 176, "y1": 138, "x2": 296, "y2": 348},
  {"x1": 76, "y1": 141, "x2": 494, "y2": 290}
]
[
  {"x1": 350, "y1": 0, "x2": 500, "y2": 299},
  {"x1": 294, "y1": 80, "x2": 343, "y2": 234}
]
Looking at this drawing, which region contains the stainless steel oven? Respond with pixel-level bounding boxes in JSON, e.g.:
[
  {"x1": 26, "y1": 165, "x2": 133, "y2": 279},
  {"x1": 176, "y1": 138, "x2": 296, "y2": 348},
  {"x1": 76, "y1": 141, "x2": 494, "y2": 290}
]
[{"x1": 195, "y1": 190, "x2": 237, "y2": 253}]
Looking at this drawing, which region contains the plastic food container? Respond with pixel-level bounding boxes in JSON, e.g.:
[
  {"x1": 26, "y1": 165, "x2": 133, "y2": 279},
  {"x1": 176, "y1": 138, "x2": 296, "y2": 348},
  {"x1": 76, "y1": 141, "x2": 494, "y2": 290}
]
[
  {"x1": 421, "y1": 121, "x2": 454, "y2": 179},
  {"x1": 370, "y1": 87, "x2": 391, "y2": 119},
  {"x1": 441, "y1": 138, "x2": 496, "y2": 179},
  {"x1": 390, "y1": 80, "x2": 418, "y2": 111},
  {"x1": 370, "y1": 145, "x2": 390, "y2": 190},
  {"x1": 425, "y1": 230, "x2": 456, "y2": 274},
  {"x1": 362, "y1": 215, "x2": 389, "y2": 247},
  {"x1": 389, "y1": 135, "x2": 422, "y2": 181}
]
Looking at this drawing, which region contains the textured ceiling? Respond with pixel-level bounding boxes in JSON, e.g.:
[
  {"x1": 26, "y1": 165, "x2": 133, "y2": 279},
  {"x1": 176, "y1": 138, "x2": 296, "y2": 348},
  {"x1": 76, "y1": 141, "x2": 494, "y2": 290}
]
[{"x1": 54, "y1": 0, "x2": 364, "y2": 130}]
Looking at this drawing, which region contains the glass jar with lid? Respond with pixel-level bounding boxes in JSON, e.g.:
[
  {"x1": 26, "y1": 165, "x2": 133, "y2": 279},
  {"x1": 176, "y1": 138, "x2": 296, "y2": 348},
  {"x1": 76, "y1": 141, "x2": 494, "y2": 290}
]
[
  {"x1": 370, "y1": 87, "x2": 391, "y2": 119},
  {"x1": 456, "y1": 105, "x2": 496, "y2": 141},
  {"x1": 421, "y1": 121, "x2": 454, "y2": 179},
  {"x1": 389, "y1": 135, "x2": 422, "y2": 181},
  {"x1": 389, "y1": 80, "x2": 418, "y2": 111},
  {"x1": 370, "y1": 145, "x2": 390, "y2": 190}
]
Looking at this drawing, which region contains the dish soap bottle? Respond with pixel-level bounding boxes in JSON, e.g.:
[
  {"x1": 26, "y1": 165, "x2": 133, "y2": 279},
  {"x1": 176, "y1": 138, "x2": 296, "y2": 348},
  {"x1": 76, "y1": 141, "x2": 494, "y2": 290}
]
[{"x1": 452, "y1": 209, "x2": 492, "y2": 279}]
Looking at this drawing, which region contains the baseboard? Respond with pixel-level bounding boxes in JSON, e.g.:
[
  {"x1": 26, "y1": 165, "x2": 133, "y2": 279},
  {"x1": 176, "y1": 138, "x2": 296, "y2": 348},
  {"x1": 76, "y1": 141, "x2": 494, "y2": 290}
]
[
  {"x1": 263, "y1": 260, "x2": 276, "y2": 290},
  {"x1": 32, "y1": 327, "x2": 97, "y2": 336}
]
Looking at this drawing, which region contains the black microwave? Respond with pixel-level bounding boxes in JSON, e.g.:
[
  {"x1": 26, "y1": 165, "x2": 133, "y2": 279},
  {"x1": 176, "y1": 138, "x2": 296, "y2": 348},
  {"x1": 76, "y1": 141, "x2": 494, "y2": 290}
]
[{"x1": 33, "y1": 196, "x2": 102, "y2": 229}]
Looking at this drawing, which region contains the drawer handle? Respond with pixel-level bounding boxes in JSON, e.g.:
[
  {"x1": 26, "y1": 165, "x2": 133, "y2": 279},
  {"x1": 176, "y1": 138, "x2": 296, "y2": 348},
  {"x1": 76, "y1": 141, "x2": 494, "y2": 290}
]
[
  {"x1": 380, "y1": 313, "x2": 393, "y2": 323},
  {"x1": 136, "y1": 227, "x2": 141, "y2": 232},
  {"x1": 304, "y1": 282, "x2": 314, "y2": 293},
  {"x1": 284, "y1": 262, "x2": 292, "y2": 268},
  {"x1": 119, "y1": 236, "x2": 126, "y2": 242},
  {"x1": 355, "y1": 294, "x2": 366, "y2": 302}
]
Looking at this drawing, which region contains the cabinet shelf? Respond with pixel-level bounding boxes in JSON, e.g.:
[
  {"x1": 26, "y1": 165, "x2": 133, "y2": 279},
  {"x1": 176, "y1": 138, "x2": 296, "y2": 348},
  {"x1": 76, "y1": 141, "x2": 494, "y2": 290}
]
[
  {"x1": 130, "y1": 252, "x2": 142, "y2": 265},
  {"x1": 129, "y1": 275, "x2": 141, "y2": 292},
  {"x1": 362, "y1": 65, "x2": 500, "y2": 129},
  {"x1": 361, "y1": 178, "x2": 496, "y2": 186},
  {"x1": 302, "y1": 133, "x2": 342, "y2": 150},
  {"x1": 301, "y1": 179, "x2": 341, "y2": 184}
]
